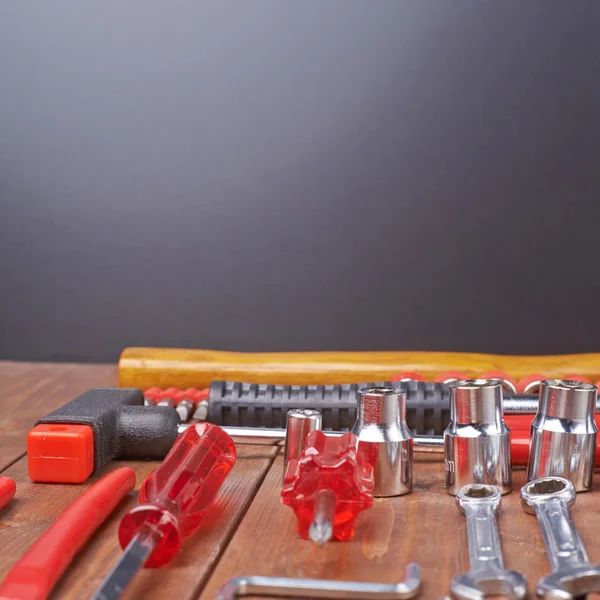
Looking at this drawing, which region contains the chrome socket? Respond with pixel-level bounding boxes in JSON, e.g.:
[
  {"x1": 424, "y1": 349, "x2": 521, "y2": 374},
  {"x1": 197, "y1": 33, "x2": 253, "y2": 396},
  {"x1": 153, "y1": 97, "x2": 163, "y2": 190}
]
[
  {"x1": 351, "y1": 386, "x2": 413, "y2": 497},
  {"x1": 526, "y1": 379, "x2": 598, "y2": 492},
  {"x1": 283, "y1": 409, "x2": 322, "y2": 479},
  {"x1": 444, "y1": 379, "x2": 511, "y2": 495}
]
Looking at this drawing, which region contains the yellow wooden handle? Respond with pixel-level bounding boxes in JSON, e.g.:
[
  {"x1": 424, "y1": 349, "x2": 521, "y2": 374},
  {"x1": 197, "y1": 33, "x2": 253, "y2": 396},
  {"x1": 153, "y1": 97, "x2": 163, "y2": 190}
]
[{"x1": 118, "y1": 346, "x2": 600, "y2": 390}]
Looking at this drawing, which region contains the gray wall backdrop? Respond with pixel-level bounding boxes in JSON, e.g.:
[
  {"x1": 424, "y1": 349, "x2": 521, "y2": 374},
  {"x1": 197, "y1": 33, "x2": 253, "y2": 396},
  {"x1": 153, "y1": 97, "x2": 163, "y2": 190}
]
[{"x1": 1, "y1": 1, "x2": 599, "y2": 363}]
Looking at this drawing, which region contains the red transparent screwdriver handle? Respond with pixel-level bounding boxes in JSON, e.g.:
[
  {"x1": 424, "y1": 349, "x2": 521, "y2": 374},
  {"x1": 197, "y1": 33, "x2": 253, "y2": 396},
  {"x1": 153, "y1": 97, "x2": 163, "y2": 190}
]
[
  {"x1": 281, "y1": 430, "x2": 374, "y2": 542},
  {"x1": 118, "y1": 423, "x2": 236, "y2": 567}
]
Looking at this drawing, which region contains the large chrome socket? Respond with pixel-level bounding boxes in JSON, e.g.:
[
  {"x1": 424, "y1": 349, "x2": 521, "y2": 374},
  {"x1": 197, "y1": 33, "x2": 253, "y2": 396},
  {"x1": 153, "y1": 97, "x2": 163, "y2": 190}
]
[
  {"x1": 527, "y1": 379, "x2": 598, "y2": 492},
  {"x1": 350, "y1": 386, "x2": 413, "y2": 497},
  {"x1": 444, "y1": 379, "x2": 511, "y2": 495}
]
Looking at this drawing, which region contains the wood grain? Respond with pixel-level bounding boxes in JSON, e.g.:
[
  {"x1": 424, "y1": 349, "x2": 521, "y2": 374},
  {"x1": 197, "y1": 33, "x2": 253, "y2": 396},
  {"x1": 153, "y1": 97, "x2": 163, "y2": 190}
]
[
  {"x1": 118, "y1": 346, "x2": 600, "y2": 389},
  {"x1": 3, "y1": 361, "x2": 600, "y2": 599},
  {"x1": 0, "y1": 446, "x2": 278, "y2": 600},
  {"x1": 0, "y1": 361, "x2": 116, "y2": 470},
  {"x1": 201, "y1": 453, "x2": 600, "y2": 600}
]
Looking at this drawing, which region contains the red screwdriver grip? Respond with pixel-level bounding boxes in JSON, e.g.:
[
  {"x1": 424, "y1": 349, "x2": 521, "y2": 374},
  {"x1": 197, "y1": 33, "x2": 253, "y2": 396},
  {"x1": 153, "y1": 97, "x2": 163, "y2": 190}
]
[
  {"x1": 118, "y1": 423, "x2": 236, "y2": 568},
  {"x1": 0, "y1": 478, "x2": 16, "y2": 511},
  {"x1": 0, "y1": 467, "x2": 135, "y2": 600}
]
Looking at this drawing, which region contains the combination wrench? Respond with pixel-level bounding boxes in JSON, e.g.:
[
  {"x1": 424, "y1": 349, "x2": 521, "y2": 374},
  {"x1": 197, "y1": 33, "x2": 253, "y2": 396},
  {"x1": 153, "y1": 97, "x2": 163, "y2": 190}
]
[
  {"x1": 450, "y1": 483, "x2": 527, "y2": 599},
  {"x1": 521, "y1": 476, "x2": 600, "y2": 599}
]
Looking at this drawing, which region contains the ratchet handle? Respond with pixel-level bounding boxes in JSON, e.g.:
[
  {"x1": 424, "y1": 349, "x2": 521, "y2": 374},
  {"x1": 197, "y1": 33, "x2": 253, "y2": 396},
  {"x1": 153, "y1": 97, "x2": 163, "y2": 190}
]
[{"x1": 118, "y1": 423, "x2": 236, "y2": 567}]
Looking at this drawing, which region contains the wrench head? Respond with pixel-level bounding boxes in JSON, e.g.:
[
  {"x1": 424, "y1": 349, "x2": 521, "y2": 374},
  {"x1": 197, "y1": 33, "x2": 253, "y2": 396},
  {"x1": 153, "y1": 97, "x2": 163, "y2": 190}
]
[
  {"x1": 450, "y1": 569, "x2": 527, "y2": 599},
  {"x1": 537, "y1": 564, "x2": 600, "y2": 599},
  {"x1": 456, "y1": 483, "x2": 501, "y2": 515},
  {"x1": 520, "y1": 477, "x2": 575, "y2": 514}
]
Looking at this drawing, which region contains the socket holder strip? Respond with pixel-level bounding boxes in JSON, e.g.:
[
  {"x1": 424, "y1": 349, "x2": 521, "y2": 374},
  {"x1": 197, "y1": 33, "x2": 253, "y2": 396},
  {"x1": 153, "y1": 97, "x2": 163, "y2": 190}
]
[{"x1": 207, "y1": 380, "x2": 450, "y2": 435}]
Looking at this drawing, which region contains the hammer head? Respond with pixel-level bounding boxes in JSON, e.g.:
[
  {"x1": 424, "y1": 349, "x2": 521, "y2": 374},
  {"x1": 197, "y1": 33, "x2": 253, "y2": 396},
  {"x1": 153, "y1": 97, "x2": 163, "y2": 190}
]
[
  {"x1": 450, "y1": 570, "x2": 527, "y2": 599},
  {"x1": 29, "y1": 388, "x2": 181, "y2": 482}
]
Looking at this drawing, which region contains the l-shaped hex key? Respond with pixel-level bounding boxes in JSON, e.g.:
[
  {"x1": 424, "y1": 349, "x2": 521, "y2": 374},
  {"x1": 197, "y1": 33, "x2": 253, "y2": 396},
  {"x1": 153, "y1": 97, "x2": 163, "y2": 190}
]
[{"x1": 215, "y1": 563, "x2": 421, "y2": 599}]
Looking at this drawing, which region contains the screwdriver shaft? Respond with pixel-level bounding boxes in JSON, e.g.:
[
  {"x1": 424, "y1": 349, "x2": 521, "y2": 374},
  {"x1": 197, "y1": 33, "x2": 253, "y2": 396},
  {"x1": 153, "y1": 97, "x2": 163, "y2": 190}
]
[
  {"x1": 309, "y1": 490, "x2": 337, "y2": 545},
  {"x1": 92, "y1": 529, "x2": 159, "y2": 600}
]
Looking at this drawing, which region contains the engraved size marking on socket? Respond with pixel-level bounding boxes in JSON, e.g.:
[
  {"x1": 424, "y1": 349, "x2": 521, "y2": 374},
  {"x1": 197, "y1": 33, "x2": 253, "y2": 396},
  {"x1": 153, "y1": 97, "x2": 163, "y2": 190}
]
[
  {"x1": 521, "y1": 476, "x2": 600, "y2": 598},
  {"x1": 450, "y1": 484, "x2": 526, "y2": 599}
]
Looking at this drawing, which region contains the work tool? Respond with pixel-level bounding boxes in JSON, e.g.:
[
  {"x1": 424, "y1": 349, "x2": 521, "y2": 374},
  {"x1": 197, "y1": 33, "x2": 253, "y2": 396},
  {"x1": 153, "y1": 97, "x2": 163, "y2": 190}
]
[
  {"x1": 0, "y1": 477, "x2": 16, "y2": 511},
  {"x1": 215, "y1": 563, "x2": 421, "y2": 599},
  {"x1": 118, "y1": 346, "x2": 600, "y2": 389},
  {"x1": 0, "y1": 467, "x2": 135, "y2": 600},
  {"x1": 28, "y1": 388, "x2": 180, "y2": 483},
  {"x1": 521, "y1": 476, "x2": 600, "y2": 598},
  {"x1": 92, "y1": 423, "x2": 236, "y2": 600},
  {"x1": 450, "y1": 483, "x2": 526, "y2": 599},
  {"x1": 283, "y1": 408, "x2": 322, "y2": 478},
  {"x1": 184, "y1": 424, "x2": 600, "y2": 468},
  {"x1": 281, "y1": 430, "x2": 373, "y2": 544},
  {"x1": 444, "y1": 380, "x2": 511, "y2": 495},
  {"x1": 351, "y1": 386, "x2": 413, "y2": 497},
  {"x1": 526, "y1": 380, "x2": 598, "y2": 492},
  {"x1": 204, "y1": 379, "x2": 600, "y2": 435}
]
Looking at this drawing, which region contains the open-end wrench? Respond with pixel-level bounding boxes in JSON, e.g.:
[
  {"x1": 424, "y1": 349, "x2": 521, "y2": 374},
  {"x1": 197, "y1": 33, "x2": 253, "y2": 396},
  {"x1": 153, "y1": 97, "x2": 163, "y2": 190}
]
[
  {"x1": 521, "y1": 476, "x2": 600, "y2": 599},
  {"x1": 215, "y1": 563, "x2": 421, "y2": 599},
  {"x1": 450, "y1": 484, "x2": 527, "y2": 599}
]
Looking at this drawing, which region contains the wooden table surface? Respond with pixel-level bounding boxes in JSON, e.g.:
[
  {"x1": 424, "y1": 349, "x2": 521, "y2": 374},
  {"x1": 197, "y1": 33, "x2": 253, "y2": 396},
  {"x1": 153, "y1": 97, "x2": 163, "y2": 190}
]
[{"x1": 2, "y1": 361, "x2": 600, "y2": 599}]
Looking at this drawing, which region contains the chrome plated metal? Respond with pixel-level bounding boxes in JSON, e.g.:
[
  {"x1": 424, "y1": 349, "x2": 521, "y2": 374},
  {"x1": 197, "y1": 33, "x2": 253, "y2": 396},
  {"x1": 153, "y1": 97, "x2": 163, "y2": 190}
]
[
  {"x1": 192, "y1": 399, "x2": 208, "y2": 421},
  {"x1": 444, "y1": 380, "x2": 511, "y2": 495},
  {"x1": 523, "y1": 379, "x2": 544, "y2": 394},
  {"x1": 283, "y1": 409, "x2": 322, "y2": 478},
  {"x1": 351, "y1": 386, "x2": 413, "y2": 497},
  {"x1": 175, "y1": 398, "x2": 194, "y2": 422},
  {"x1": 450, "y1": 484, "x2": 526, "y2": 599},
  {"x1": 177, "y1": 424, "x2": 443, "y2": 452},
  {"x1": 91, "y1": 528, "x2": 159, "y2": 600},
  {"x1": 502, "y1": 396, "x2": 539, "y2": 414},
  {"x1": 157, "y1": 398, "x2": 176, "y2": 409},
  {"x1": 215, "y1": 563, "x2": 421, "y2": 599},
  {"x1": 526, "y1": 380, "x2": 598, "y2": 492},
  {"x1": 309, "y1": 489, "x2": 336, "y2": 545},
  {"x1": 521, "y1": 476, "x2": 600, "y2": 598}
]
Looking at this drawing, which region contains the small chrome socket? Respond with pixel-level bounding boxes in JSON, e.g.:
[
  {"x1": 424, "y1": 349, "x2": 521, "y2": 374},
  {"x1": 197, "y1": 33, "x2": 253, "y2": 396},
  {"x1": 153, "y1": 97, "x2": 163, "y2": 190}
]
[
  {"x1": 351, "y1": 386, "x2": 413, "y2": 497},
  {"x1": 444, "y1": 379, "x2": 511, "y2": 495},
  {"x1": 526, "y1": 379, "x2": 598, "y2": 492}
]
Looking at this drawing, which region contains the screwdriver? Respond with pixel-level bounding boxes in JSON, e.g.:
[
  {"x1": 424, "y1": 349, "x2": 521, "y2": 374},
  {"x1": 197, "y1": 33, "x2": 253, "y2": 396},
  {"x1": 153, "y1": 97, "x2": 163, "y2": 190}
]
[
  {"x1": 281, "y1": 430, "x2": 374, "y2": 544},
  {"x1": 92, "y1": 423, "x2": 236, "y2": 600}
]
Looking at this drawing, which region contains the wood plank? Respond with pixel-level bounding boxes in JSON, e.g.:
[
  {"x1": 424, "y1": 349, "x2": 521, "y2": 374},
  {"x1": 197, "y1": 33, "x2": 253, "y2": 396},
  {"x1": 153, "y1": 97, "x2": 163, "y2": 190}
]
[
  {"x1": 201, "y1": 453, "x2": 600, "y2": 599},
  {"x1": 0, "y1": 361, "x2": 117, "y2": 470},
  {"x1": 0, "y1": 445, "x2": 278, "y2": 599}
]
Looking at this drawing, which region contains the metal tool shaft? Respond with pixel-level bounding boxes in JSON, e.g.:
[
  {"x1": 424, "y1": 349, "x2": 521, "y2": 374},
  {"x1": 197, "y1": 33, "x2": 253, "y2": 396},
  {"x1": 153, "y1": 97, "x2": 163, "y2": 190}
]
[
  {"x1": 177, "y1": 424, "x2": 444, "y2": 451},
  {"x1": 91, "y1": 530, "x2": 158, "y2": 600}
]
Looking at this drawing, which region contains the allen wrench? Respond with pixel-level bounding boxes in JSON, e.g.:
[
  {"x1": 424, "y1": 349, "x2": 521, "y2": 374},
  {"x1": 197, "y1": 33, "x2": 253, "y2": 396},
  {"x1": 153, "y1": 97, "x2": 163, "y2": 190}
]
[{"x1": 215, "y1": 562, "x2": 421, "y2": 599}]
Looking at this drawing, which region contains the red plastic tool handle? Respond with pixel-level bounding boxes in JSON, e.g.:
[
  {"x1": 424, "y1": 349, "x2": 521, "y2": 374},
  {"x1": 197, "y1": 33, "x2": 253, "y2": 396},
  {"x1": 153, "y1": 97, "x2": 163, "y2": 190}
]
[
  {"x1": 118, "y1": 423, "x2": 236, "y2": 568},
  {"x1": 0, "y1": 467, "x2": 136, "y2": 600},
  {"x1": 0, "y1": 478, "x2": 16, "y2": 511},
  {"x1": 281, "y1": 430, "x2": 374, "y2": 542}
]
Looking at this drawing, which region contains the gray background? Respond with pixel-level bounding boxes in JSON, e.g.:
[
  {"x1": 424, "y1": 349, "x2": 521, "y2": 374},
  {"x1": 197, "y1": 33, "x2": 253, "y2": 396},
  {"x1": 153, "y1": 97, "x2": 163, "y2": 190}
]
[{"x1": 1, "y1": 1, "x2": 599, "y2": 363}]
